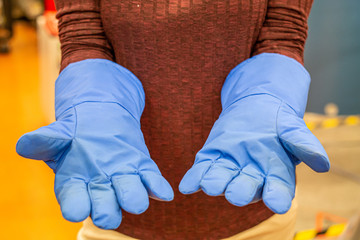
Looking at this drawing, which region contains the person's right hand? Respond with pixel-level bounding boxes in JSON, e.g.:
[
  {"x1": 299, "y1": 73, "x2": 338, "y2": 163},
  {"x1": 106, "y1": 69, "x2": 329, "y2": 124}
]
[{"x1": 16, "y1": 59, "x2": 174, "y2": 229}]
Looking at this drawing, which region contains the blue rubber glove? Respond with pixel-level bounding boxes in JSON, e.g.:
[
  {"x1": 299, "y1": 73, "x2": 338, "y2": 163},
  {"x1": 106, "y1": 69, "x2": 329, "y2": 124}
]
[
  {"x1": 179, "y1": 53, "x2": 330, "y2": 214},
  {"x1": 16, "y1": 59, "x2": 174, "y2": 229}
]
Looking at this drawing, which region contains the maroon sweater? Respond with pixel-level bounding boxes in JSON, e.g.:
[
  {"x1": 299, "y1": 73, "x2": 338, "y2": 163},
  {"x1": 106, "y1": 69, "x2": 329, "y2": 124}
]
[{"x1": 54, "y1": 0, "x2": 313, "y2": 239}]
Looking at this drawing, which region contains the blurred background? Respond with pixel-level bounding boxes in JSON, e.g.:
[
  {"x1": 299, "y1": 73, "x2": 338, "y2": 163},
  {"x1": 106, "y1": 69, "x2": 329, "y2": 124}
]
[{"x1": 0, "y1": 0, "x2": 359, "y2": 239}]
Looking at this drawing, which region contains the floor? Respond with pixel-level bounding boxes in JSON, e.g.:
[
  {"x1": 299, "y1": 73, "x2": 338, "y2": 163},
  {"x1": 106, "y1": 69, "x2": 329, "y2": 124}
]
[
  {"x1": 296, "y1": 115, "x2": 360, "y2": 232},
  {"x1": 0, "y1": 22, "x2": 359, "y2": 240},
  {"x1": 0, "y1": 22, "x2": 81, "y2": 240}
]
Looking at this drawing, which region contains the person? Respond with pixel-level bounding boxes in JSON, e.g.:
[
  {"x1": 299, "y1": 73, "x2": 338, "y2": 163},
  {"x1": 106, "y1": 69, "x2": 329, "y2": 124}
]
[{"x1": 16, "y1": 0, "x2": 330, "y2": 239}]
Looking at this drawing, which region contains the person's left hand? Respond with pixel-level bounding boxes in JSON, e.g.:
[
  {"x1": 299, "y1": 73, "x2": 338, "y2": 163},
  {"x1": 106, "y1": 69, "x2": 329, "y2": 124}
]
[{"x1": 179, "y1": 53, "x2": 330, "y2": 214}]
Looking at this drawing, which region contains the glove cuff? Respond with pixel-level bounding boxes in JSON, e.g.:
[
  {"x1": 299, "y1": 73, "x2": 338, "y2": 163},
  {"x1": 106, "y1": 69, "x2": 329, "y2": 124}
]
[
  {"x1": 221, "y1": 53, "x2": 311, "y2": 117},
  {"x1": 55, "y1": 59, "x2": 145, "y2": 120}
]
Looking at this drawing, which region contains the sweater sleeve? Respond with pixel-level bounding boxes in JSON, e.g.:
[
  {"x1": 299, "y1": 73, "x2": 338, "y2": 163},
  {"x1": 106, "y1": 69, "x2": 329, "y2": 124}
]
[
  {"x1": 55, "y1": 0, "x2": 114, "y2": 71},
  {"x1": 252, "y1": 0, "x2": 313, "y2": 65}
]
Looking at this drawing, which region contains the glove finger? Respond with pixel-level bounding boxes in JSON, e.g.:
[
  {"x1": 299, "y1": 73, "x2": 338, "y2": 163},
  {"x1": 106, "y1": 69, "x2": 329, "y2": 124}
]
[
  {"x1": 199, "y1": 158, "x2": 240, "y2": 196},
  {"x1": 262, "y1": 150, "x2": 295, "y2": 214},
  {"x1": 262, "y1": 177, "x2": 295, "y2": 214},
  {"x1": 55, "y1": 180, "x2": 90, "y2": 222},
  {"x1": 225, "y1": 169, "x2": 263, "y2": 206},
  {"x1": 278, "y1": 108, "x2": 330, "y2": 172},
  {"x1": 16, "y1": 120, "x2": 73, "y2": 162},
  {"x1": 88, "y1": 181, "x2": 122, "y2": 229},
  {"x1": 179, "y1": 161, "x2": 212, "y2": 194},
  {"x1": 140, "y1": 171, "x2": 174, "y2": 201},
  {"x1": 112, "y1": 175, "x2": 149, "y2": 214}
]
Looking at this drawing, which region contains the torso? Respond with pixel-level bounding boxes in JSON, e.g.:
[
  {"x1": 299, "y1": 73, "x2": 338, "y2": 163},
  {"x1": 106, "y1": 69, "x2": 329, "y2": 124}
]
[{"x1": 100, "y1": 0, "x2": 274, "y2": 239}]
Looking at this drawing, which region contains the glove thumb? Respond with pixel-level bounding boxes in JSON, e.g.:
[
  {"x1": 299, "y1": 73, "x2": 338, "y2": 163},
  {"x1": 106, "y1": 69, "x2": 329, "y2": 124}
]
[
  {"x1": 278, "y1": 106, "x2": 330, "y2": 173},
  {"x1": 16, "y1": 119, "x2": 74, "y2": 164}
]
